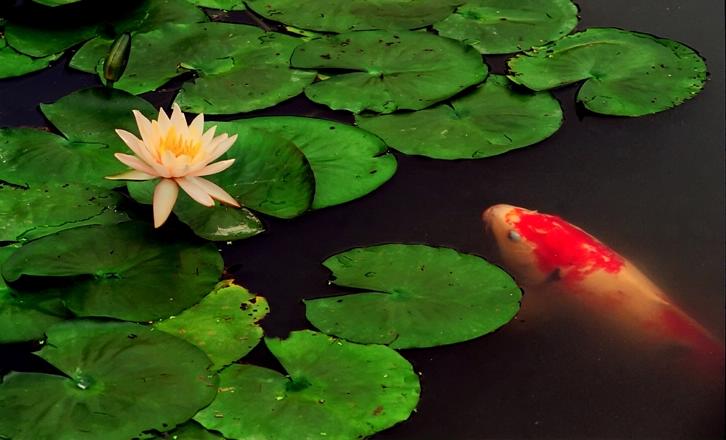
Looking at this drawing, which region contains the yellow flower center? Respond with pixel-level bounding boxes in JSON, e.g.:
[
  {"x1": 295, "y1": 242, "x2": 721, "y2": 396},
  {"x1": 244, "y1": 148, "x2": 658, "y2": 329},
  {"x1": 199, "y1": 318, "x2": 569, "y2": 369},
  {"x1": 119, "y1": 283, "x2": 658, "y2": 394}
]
[{"x1": 158, "y1": 126, "x2": 201, "y2": 158}]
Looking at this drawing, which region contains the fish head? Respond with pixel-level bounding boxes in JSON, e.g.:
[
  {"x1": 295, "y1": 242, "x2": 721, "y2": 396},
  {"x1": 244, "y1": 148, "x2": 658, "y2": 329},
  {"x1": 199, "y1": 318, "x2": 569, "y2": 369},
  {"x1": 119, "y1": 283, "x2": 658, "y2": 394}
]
[{"x1": 482, "y1": 204, "x2": 625, "y2": 287}]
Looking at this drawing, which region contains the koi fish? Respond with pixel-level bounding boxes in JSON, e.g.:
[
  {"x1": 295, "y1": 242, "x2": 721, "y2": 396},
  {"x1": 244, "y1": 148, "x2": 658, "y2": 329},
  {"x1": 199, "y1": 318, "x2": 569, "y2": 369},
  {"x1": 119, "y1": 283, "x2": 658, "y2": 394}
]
[{"x1": 482, "y1": 203, "x2": 723, "y2": 373}]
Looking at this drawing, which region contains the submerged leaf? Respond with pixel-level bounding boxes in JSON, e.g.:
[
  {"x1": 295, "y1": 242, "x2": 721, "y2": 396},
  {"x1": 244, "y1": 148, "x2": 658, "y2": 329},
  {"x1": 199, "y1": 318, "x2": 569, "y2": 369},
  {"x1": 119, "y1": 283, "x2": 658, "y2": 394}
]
[
  {"x1": 2, "y1": 222, "x2": 223, "y2": 321},
  {"x1": 194, "y1": 330, "x2": 420, "y2": 439},
  {"x1": 0, "y1": 245, "x2": 69, "y2": 344},
  {"x1": 0, "y1": 320, "x2": 218, "y2": 440},
  {"x1": 356, "y1": 75, "x2": 562, "y2": 159},
  {"x1": 434, "y1": 0, "x2": 578, "y2": 54},
  {"x1": 214, "y1": 117, "x2": 397, "y2": 209},
  {"x1": 291, "y1": 30, "x2": 487, "y2": 113},
  {"x1": 246, "y1": 0, "x2": 461, "y2": 33},
  {"x1": 305, "y1": 244, "x2": 521, "y2": 348},
  {"x1": 155, "y1": 281, "x2": 269, "y2": 371},
  {"x1": 507, "y1": 28, "x2": 708, "y2": 116},
  {"x1": 0, "y1": 183, "x2": 128, "y2": 242}
]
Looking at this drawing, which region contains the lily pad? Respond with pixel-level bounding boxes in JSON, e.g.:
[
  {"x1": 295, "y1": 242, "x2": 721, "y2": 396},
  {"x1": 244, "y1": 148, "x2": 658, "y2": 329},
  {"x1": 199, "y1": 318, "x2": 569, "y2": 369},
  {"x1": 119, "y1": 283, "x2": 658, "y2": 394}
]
[
  {"x1": 40, "y1": 87, "x2": 157, "y2": 153},
  {"x1": 0, "y1": 320, "x2": 218, "y2": 440},
  {"x1": 214, "y1": 117, "x2": 397, "y2": 209},
  {"x1": 0, "y1": 245, "x2": 69, "y2": 344},
  {"x1": 186, "y1": 0, "x2": 244, "y2": 10},
  {"x1": 0, "y1": 128, "x2": 127, "y2": 188},
  {"x1": 246, "y1": 0, "x2": 461, "y2": 33},
  {"x1": 128, "y1": 127, "x2": 315, "y2": 221},
  {"x1": 305, "y1": 244, "x2": 521, "y2": 348},
  {"x1": 155, "y1": 281, "x2": 270, "y2": 371},
  {"x1": 100, "y1": 22, "x2": 310, "y2": 101},
  {"x1": 4, "y1": 21, "x2": 98, "y2": 58},
  {"x1": 175, "y1": 32, "x2": 316, "y2": 114},
  {"x1": 0, "y1": 183, "x2": 129, "y2": 242},
  {"x1": 194, "y1": 330, "x2": 420, "y2": 440},
  {"x1": 147, "y1": 421, "x2": 225, "y2": 439},
  {"x1": 507, "y1": 28, "x2": 708, "y2": 116},
  {"x1": 0, "y1": 38, "x2": 62, "y2": 79},
  {"x1": 1, "y1": 222, "x2": 223, "y2": 321},
  {"x1": 32, "y1": 0, "x2": 83, "y2": 5},
  {"x1": 434, "y1": 0, "x2": 578, "y2": 54},
  {"x1": 291, "y1": 30, "x2": 488, "y2": 113},
  {"x1": 356, "y1": 75, "x2": 563, "y2": 159}
]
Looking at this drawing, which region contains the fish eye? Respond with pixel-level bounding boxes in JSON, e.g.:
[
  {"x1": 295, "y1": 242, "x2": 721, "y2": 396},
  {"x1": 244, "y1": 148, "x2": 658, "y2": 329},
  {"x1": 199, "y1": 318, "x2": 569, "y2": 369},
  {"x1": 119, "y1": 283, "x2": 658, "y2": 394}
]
[{"x1": 508, "y1": 230, "x2": 521, "y2": 242}]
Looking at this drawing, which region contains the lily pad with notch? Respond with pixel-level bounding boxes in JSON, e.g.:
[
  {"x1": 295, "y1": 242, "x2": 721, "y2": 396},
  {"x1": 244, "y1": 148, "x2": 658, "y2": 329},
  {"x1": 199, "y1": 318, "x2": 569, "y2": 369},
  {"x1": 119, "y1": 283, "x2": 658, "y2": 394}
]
[
  {"x1": 356, "y1": 75, "x2": 563, "y2": 159},
  {"x1": 246, "y1": 0, "x2": 462, "y2": 33},
  {"x1": 1, "y1": 222, "x2": 224, "y2": 322},
  {"x1": 0, "y1": 244, "x2": 70, "y2": 344},
  {"x1": 434, "y1": 0, "x2": 579, "y2": 54},
  {"x1": 0, "y1": 320, "x2": 218, "y2": 440},
  {"x1": 0, "y1": 36, "x2": 62, "y2": 79},
  {"x1": 507, "y1": 27, "x2": 708, "y2": 116},
  {"x1": 305, "y1": 244, "x2": 521, "y2": 348},
  {"x1": 0, "y1": 183, "x2": 129, "y2": 243},
  {"x1": 155, "y1": 280, "x2": 270, "y2": 371},
  {"x1": 291, "y1": 30, "x2": 488, "y2": 114},
  {"x1": 194, "y1": 330, "x2": 420, "y2": 440},
  {"x1": 213, "y1": 116, "x2": 397, "y2": 209}
]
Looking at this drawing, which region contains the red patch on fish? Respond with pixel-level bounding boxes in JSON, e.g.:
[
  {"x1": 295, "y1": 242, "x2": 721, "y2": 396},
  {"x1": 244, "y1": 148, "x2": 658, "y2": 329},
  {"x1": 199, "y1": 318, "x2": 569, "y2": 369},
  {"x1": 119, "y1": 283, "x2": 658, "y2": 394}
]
[{"x1": 508, "y1": 208, "x2": 625, "y2": 282}]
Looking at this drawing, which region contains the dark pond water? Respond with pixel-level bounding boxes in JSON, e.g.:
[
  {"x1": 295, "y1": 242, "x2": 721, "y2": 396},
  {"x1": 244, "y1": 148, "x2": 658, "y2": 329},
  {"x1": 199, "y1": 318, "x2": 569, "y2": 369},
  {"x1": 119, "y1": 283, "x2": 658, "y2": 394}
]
[{"x1": 1, "y1": 0, "x2": 723, "y2": 438}]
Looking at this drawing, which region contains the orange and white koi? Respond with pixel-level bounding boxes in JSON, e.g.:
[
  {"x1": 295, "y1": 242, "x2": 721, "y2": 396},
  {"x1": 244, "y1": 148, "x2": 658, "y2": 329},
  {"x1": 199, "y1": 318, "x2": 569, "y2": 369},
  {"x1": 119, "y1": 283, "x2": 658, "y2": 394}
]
[{"x1": 482, "y1": 204, "x2": 723, "y2": 371}]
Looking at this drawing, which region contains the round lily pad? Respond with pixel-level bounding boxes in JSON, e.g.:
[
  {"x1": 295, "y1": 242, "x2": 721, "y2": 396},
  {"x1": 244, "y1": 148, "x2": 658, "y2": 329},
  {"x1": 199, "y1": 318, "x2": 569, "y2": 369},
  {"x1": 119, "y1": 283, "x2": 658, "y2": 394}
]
[
  {"x1": 40, "y1": 87, "x2": 157, "y2": 153},
  {"x1": 128, "y1": 127, "x2": 315, "y2": 220},
  {"x1": 355, "y1": 75, "x2": 563, "y2": 159},
  {"x1": 147, "y1": 421, "x2": 225, "y2": 440},
  {"x1": 291, "y1": 30, "x2": 488, "y2": 114},
  {"x1": 214, "y1": 117, "x2": 397, "y2": 209},
  {"x1": 1, "y1": 222, "x2": 224, "y2": 321},
  {"x1": 0, "y1": 38, "x2": 61, "y2": 79},
  {"x1": 186, "y1": 0, "x2": 244, "y2": 10},
  {"x1": 175, "y1": 32, "x2": 316, "y2": 114},
  {"x1": 0, "y1": 183, "x2": 129, "y2": 243},
  {"x1": 102, "y1": 22, "x2": 311, "y2": 102},
  {"x1": 0, "y1": 320, "x2": 218, "y2": 440},
  {"x1": 4, "y1": 21, "x2": 98, "y2": 58},
  {"x1": 305, "y1": 244, "x2": 521, "y2": 349},
  {"x1": 0, "y1": 245, "x2": 69, "y2": 344},
  {"x1": 246, "y1": 0, "x2": 461, "y2": 33},
  {"x1": 155, "y1": 281, "x2": 270, "y2": 371},
  {"x1": 194, "y1": 330, "x2": 420, "y2": 440},
  {"x1": 507, "y1": 28, "x2": 708, "y2": 116},
  {"x1": 0, "y1": 128, "x2": 127, "y2": 188},
  {"x1": 434, "y1": 0, "x2": 579, "y2": 54}
]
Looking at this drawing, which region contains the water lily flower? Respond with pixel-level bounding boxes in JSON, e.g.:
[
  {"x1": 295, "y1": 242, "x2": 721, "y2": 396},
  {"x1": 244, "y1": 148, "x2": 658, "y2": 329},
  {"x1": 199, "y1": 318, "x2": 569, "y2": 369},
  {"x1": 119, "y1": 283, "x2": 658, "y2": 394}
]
[{"x1": 107, "y1": 103, "x2": 240, "y2": 228}]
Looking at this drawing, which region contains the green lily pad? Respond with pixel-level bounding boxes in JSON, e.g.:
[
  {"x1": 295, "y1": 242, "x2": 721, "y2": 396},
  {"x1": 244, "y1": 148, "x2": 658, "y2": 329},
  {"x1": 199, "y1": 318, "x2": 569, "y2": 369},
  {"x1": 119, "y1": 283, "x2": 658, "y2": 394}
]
[
  {"x1": 507, "y1": 28, "x2": 708, "y2": 116},
  {"x1": 305, "y1": 244, "x2": 521, "y2": 349},
  {"x1": 434, "y1": 0, "x2": 578, "y2": 54},
  {"x1": 4, "y1": 21, "x2": 99, "y2": 58},
  {"x1": 0, "y1": 183, "x2": 129, "y2": 242},
  {"x1": 0, "y1": 128, "x2": 127, "y2": 188},
  {"x1": 128, "y1": 127, "x2": 315, "y2": 220},
  {"x1": 155, "y1": 281, "x2": 269, "y2": 371},
  {"x1": 0, "y1": 38, "x2": 62, "y2": 79},
  {"x1": 175, "y1": 32, "x2": 316, "y2": 114},
  {"x1": 356, "y1": 75, "x2": 562, "y2": 159},
  {"x1": 32, "y1": 0, "x2": 82, "y2": 5},
  {"x1": 0, "y1": 245, "x2": 70, "y2": 344},
  {"x1": 291, "y1": 30, "x2": 487, "y2": 114},
  {"x1": 194, "y1": 330, "x2": 420, "y2": 440},
  {"x1": 0, "y1": 320, "x2": 218, "y2": 440},
  {"x1": 1, "y1": 222, "x2": 223, "y2": 321},
  {"x1": 68, "y1": 36, "x2": 114, "y2": 73},
  {"x1": 246, "y1": 0, "x2": 461, "y2": 33},
  {"x1": 40, "y1": 87, "x2": 157, "y2": 153},
  {"x1": 100, "y1": 22, "x2": 309, "y2": 99},
  {"x1": 214, "y1": 117, "x2": 397, "y2": 209}
]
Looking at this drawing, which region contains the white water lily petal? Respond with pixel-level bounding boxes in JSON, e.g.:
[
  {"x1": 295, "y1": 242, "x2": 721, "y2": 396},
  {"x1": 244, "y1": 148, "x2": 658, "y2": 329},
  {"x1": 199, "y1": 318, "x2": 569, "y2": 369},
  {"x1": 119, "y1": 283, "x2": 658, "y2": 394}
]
[
  {"x1": 115, "y1": 129, "x2": 156, "y2": 164},
  {"x1": 205, "y1": 134, "x2": 237, "y2": 164},
  {"x1": 176, "y1": 176, "x2": 215, "y2": 207},
  {"x1": 157, "y1": 107, "x2": 171, "y2": 133},
  {"x1": 170, "y1": 103, "x2": 188, "y2": 136},
  {"x1": 189, "y1": 113, "x2": 204, "y2": 138},
  {"x1": 188, "y1": 176, "x2": 240, "y2": 207},
  {"x1": 106, "y1": 170, "x2": 158, "y2": 180},
  {"x1": 191, "y1": 159, "x2": 236, "y2": 177},
  {"x1": 132, "y1": 110, "x2": 160, "y2": 149},
  {"x1": 153, "y1": 178, "x2": 179, "y2": 228},
  {"x1": 113, "y1": 153, "x2": 158, "y2": 175}
]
